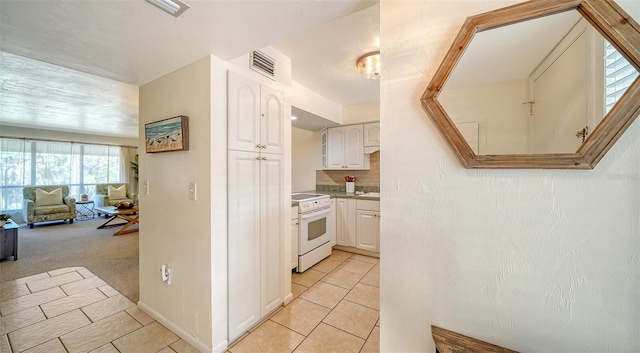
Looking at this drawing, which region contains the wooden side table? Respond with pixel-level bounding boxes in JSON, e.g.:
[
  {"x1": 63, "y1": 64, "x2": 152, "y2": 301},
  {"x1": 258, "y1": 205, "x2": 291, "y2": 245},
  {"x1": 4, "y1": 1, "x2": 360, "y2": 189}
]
[
  {"x1": 76, "y1": 200, "x2": 95, "y2": 220},
  {"x1": 1, "y1": 220, "x2": 19, "y2": 261}
]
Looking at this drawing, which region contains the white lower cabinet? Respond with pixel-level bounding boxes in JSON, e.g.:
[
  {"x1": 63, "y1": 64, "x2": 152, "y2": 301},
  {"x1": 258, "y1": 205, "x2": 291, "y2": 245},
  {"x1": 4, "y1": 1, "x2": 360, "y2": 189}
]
[
  {"x1": 329, "y1": 199, "x2": 336, "y2": 246},
  {"x1": 336, "y1": 198, "x2": 356, "y2": 247},
  {"x1": 228, "y1": 150, "x2": 284, "y2": 342},
  {"x1": 356, "y1": 209, "x2": 380, "y2": 252},
  {"x1": 356, "y1": 199, "x2": 380, "y2": 252},
  {"x1": 291, "y1": 206, "x2": 298, "y2": 270},
  {"x1": 334, "y1": 198, "x2": 380, "y2": 254}
]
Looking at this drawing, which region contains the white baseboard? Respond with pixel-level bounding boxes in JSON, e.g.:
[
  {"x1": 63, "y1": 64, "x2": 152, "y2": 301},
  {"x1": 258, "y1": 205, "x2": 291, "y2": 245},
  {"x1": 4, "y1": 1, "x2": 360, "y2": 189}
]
[
  {"x1": 284, "y1": 292, "x2": 294, "y2": 305},
  {"x1": 137, "y1": 301, "x2": 212, "y2": 353},
  {"x1": 212, "y1": 339, "x2": 229, "y2": 353}
]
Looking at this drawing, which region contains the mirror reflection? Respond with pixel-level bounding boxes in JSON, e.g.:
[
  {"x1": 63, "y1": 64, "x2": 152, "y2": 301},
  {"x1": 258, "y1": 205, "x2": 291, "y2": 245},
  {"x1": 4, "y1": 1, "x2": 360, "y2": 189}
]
[{"x1": 439, "y1": 10, "x2": 639, "y2": 155}]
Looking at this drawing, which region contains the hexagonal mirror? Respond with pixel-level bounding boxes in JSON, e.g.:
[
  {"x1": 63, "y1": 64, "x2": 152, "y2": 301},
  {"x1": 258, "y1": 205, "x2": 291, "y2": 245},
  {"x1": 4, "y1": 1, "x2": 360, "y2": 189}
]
[{"x1": 421, "y1": 0, "x2": 640, "y2": 169}]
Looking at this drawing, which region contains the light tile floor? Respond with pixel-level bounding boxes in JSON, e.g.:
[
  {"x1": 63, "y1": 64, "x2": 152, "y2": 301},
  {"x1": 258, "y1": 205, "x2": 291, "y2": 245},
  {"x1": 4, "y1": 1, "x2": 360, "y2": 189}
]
[
  {"x1": 227, "y1": 250, "x2": 380, "y2": 353},
  {"x1": 0, "y1": 267, "x2": 199, "y2": 353},
  {"x1": 1, "y1": 250, "x2": 379, "y2": 353}
]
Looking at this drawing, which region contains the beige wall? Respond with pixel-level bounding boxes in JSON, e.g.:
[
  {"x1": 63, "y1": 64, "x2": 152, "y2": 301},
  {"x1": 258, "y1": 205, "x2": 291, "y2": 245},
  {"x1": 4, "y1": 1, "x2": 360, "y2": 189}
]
[
  {"x1": 342, "y1": 101, "x2": 379, "y2": 125},
  {"x1": 292, "y1": 127, "x2": 322, "y2": 192},
  {"x1": 138, "y1": 56, "x2": 213, "y2": 352},
  {"x1": 380, "y1": 1, "x2": 639, "y2": 352},
  {"x1": 439, "y1": 78, "x2": 529, "y2": 154}
]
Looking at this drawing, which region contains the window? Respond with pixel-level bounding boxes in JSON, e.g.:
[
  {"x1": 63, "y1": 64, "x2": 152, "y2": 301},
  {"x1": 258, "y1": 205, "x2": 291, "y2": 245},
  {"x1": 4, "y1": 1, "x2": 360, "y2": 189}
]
[
  {"x1": 605, "y1": 41, "x2": 639, "y2": 113},
  {"x1": 0, "y1": 138, "x2": 129, "y2": 211}
]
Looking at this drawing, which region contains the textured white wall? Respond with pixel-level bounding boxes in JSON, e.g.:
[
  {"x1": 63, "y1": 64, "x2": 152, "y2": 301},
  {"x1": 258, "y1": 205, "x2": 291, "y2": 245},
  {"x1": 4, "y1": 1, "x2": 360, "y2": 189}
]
[{"x1": 379, "y1": 1, "x2": 640, "y2": 352}]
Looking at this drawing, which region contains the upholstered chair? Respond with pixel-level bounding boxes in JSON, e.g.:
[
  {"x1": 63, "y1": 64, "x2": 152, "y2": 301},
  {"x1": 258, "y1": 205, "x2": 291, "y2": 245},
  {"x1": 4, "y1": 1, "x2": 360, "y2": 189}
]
[
  {"x1": 23, "y1": 185, "x2": 76, "y2": 228},
  {"x1": 95, "y1": 183, "x2": 137, "y2": 213}
]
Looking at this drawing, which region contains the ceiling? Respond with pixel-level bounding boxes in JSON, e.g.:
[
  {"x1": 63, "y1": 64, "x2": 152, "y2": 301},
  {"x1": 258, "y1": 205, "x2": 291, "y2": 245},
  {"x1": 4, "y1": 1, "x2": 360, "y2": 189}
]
[{"x1": 0, "y1": 0, "x2": 379, "y2": 138}]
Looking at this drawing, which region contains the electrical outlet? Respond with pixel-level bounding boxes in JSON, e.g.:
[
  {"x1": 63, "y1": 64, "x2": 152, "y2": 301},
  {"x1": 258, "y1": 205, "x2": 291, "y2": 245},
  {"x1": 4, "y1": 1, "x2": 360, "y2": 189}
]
[{"x1": 161, "y1": 264, "x2": 171, "y2": 285}]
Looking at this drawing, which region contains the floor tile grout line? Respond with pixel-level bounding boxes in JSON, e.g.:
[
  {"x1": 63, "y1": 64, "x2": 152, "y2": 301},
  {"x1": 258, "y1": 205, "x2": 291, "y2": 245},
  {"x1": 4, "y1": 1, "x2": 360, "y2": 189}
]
[
  {"x1": 26, "y1": 271, "x2": 87, "y2": 294},
  {"x1": 341, "y1": 297, "x2": 379, "y2": 311},
  {"x1": 321, "y1": 321, "x2": 372, "y2": 342},
  {"x1": 61, "y1": 310, "x2": 167, "y2": 353},
  {"x1": 281, "y1": 296, "x2": 335, "y2": 337}
]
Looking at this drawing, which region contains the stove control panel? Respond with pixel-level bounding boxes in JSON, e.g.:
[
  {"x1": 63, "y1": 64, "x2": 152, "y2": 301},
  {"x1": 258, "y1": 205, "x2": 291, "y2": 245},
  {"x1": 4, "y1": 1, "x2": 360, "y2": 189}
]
[{"x1": 298, "y1": 197, "x2": 331, "y2": 213}]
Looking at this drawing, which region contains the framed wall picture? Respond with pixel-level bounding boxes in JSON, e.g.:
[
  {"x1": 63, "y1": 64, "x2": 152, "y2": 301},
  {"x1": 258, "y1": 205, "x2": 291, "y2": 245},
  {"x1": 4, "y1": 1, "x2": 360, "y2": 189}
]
[{"x1": 145, "y1": 115, "x2": 189, "y2": 153}]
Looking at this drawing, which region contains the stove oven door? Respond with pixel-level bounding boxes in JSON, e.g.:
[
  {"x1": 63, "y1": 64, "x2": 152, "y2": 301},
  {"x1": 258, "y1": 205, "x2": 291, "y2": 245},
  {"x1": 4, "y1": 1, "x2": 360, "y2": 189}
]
[{"x1": 298, "y1": 207, "x2": 331, "y2": 255}]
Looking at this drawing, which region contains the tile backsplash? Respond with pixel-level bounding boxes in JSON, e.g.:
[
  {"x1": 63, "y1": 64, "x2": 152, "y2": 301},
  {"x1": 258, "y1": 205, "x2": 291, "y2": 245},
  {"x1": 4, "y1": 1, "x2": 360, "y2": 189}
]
[{"x1": 316, "y1": 151, "x2": 380, "y2": 192}]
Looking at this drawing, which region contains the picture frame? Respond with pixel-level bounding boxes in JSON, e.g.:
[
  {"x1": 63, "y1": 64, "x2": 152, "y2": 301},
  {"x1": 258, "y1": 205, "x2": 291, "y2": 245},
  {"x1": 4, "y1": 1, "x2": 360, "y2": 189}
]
[{"x1": 145, "y1": 115, "x2": 189, "y2": 153}]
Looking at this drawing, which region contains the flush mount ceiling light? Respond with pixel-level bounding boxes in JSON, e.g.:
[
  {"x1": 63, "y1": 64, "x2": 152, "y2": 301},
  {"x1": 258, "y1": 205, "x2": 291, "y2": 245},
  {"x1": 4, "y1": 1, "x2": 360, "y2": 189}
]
[
  {"x1": 145, "y1": 0, "x2": 190, "y2": 17},
  {"x1": 356, "y1": 51, "x2": 380, "y2": 79}
]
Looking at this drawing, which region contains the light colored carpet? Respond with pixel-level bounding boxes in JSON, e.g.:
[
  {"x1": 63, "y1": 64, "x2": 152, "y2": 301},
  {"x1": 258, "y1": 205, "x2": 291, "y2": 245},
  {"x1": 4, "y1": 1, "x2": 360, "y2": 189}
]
[{"x1": 0, "y1": 217, "x2": 139, "y2": 302}]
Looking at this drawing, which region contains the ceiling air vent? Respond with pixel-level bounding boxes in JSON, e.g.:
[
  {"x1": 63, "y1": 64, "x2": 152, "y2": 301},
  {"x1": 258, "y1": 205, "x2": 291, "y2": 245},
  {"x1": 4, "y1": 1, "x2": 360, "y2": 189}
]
[{"x1": 250, "y1": 51, "x2": 276, "y2": 80}]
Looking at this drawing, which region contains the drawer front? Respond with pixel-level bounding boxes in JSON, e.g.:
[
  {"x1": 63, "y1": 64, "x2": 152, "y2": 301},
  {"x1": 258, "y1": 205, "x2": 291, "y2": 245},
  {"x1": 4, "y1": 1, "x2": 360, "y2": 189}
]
[{"x1": 356, "y1": 199, "x2": 380, "y2": 211}]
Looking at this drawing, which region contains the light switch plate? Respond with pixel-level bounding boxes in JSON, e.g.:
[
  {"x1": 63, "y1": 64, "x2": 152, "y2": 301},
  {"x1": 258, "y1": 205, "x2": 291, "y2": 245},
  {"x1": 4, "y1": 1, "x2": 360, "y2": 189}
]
[{"x1": 189, "y1": 182, "x2": 197, "y2": 200}]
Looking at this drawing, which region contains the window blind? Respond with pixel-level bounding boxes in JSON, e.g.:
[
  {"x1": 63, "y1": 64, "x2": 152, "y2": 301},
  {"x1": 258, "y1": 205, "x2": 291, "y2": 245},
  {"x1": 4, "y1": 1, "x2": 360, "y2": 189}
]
[{"x1": 605, "y1": 41, "x2": 639, "y2": 113}]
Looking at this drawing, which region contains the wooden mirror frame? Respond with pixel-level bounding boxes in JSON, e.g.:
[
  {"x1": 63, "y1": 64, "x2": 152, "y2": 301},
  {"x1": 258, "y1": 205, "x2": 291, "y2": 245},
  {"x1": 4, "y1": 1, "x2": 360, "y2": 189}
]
[{"x1": 421, "y1": 0, "x2": 640, "y2": 169}]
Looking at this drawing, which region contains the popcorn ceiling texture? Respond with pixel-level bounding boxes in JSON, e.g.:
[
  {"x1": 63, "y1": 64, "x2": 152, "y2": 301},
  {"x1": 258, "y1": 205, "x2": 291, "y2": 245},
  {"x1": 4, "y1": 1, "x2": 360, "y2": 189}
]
[
  {"x1": 379, "y1": 1, "x2": 639, "y2": 352},
  {"x1": 316, "y1": 151, "x2": 380, "y2": 189}
]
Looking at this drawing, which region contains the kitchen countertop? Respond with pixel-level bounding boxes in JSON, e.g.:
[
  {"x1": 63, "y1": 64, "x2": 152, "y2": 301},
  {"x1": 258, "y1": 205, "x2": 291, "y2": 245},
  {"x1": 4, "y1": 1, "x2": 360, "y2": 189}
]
[{"x1": 291, "y1": 190, "x2": 380, "y2": 207}]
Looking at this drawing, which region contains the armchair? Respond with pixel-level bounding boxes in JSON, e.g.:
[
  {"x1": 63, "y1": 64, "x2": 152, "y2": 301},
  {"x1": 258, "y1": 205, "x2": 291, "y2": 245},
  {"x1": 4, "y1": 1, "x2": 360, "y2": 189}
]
[
  {"x1": 23, "y1": 185, "x2": 76, "y2": 228},
  {"x1": 95, "y1": 183, "x2": 137, "y2": 212}
]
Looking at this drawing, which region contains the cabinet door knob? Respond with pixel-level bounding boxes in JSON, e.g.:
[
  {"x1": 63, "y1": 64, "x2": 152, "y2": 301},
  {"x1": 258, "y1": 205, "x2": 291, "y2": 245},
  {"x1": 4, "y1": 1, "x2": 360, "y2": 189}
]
[
  {"x1": 262, "y1": 144, "x2": 267, "y2": 149},
  {"x1": 256, "y1": 144, "x2": 261, "y2": 149},
  {"x1": 262, "y1": 157, "x2": 267, "y2": 160}
]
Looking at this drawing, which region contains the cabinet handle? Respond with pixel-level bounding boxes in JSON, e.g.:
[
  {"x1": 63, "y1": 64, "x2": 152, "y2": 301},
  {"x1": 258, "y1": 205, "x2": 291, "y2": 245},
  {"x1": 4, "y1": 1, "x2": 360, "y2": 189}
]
[
  {"x1": 261, "y1": 157, "x2": 267, "y2": 160},
  {"x1": 262, "y1": 144, "x2": 267, "y2": 149},
  {"x1": 256, "y1": 144, "x2": 261, "y2": 149},
  {"x1": 256, "y1": 157, "x2": 261, "y2": 160}
]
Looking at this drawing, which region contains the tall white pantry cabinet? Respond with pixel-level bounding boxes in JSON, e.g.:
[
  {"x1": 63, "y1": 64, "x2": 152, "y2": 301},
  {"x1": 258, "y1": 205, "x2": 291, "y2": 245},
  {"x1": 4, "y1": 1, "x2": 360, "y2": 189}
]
[{"x1": 227, "y1": 71, "x2": 285, "y2": 342}]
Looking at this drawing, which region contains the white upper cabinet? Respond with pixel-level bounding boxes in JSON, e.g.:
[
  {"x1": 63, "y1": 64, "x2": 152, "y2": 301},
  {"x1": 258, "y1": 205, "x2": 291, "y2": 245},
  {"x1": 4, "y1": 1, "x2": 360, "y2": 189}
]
[
  {"x1": 364, "y1": 123, "x2": 380, "y2": 147},
  {"x1": 228, "y1": 71, "x2": 284, "y2": 155},
  {"x1": 326, "y1": 125, "x2": 365, "y2": 169},
  {"x1": 327, "y1": 127, "x2": 345, "y2": 169},
  {"x1": 321, "y1": 130, "x2": 328, "y2": 169},
  {"x1": 261, "y1": 85, "x2": 285, "y2": 155}
]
